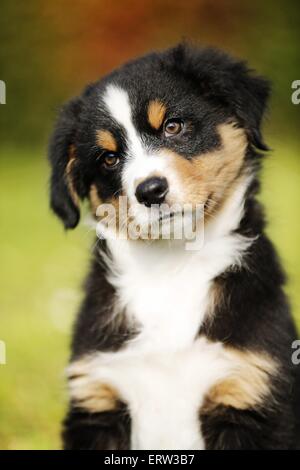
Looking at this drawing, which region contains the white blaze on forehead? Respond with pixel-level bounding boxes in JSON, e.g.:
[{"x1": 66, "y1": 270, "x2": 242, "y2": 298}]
[
  {"x1": 102, "y1": 84, "x2": 144, "y2": 159},
  {"x1": 102, "y1": 85, "x2": 171, "y2": 199}
]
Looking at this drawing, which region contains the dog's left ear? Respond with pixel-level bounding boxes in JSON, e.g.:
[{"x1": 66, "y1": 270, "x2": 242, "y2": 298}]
[
  {"x1": 224, "y1": 66, "x2": 271, "y2": 151},
  {"x1": 48, "y1": 97, "x2": 82, "y2": 229},
  {"x1": 167, "y1": 44, "x2": 271, "y2": 150}
]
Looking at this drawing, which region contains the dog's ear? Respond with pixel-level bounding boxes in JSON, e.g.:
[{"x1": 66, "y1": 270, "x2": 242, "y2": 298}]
[
  {"x1": 49, "y1": 97, "x2": 82, "y2": 229},
  {"x1": 167, "y1": 44, "x2": 271, "y2": 151},
  {"x1": 222, "y1": 64, "x2": 271, "y2": 151}
]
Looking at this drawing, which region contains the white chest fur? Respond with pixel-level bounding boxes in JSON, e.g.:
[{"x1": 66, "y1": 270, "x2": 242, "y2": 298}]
[
  {"x1": 79, "y1": 180, "x2": 253, "y2": 449},
  {"x1": 106, "y1": 232, "x2": 247, "y2": 353},
  {"x1": 69, "y1": 337, "x2": 241, "y2": 449},
  {"x1": 105, "y1": 177, "x2": 252, "y2": 355}
]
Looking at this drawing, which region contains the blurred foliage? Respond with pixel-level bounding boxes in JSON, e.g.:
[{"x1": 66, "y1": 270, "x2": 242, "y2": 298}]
[
  {"x1": 0, "y1": 0, "x2": 299, "y2": 450},
  {"x1": 0, "y1": 0, "x2": 300, "y2": 146}
]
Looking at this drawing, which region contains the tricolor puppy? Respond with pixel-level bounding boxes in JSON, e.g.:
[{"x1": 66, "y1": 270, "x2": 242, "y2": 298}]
[{"x1": 49, "y1": 44, "x2": 300, "y2": 449}]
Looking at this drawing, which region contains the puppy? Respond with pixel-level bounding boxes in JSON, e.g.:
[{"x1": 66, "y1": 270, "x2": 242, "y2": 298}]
[{"x1": 49, "y1": 43, "x2": 300, "y2": 450}]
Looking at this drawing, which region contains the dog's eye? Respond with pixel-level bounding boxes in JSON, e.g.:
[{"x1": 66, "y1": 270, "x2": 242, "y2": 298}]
[
  {"x1": 164, "y1": 119, "x2": 183, "y2": 137},
  {"x1": 101, "y1": 152, "x2": 120, "y2": 169}
]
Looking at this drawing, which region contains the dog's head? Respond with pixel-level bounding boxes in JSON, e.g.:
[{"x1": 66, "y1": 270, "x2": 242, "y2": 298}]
[{"x1": 49, "y1": 44, "x2": 270, "y2": 235}]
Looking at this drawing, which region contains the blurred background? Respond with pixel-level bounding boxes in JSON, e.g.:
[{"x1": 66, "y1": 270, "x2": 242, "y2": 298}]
[{"x1": 0, "y1": 0, "x2": 299, "y2": 449}]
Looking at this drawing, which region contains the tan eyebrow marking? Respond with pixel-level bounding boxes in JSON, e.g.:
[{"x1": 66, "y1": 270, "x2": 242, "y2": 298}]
[
  {"x1": 96, "y1": 129, "x2": 117, "y2": 152},
  {"x1": 147, "y1": 99, "x2": 166, "y2": 130}
]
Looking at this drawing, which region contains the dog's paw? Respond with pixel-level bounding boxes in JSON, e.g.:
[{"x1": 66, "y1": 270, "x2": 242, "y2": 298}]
[{"x1": 67, "y1": 356, "x2": 120, "y2": 413}]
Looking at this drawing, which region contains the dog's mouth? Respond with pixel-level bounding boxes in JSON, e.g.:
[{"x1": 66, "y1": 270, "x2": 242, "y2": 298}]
[
  {"x1": 158, "y1": 212, "x2": 175, "y2": 222},
  {"x1": 157, "y1": 211, "x2": 184, "y2": 223}
]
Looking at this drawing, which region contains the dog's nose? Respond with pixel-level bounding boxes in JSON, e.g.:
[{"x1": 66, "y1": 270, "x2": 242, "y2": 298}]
[{"x1": 135, "y1": 177, "x2": 169, "y2": 207}]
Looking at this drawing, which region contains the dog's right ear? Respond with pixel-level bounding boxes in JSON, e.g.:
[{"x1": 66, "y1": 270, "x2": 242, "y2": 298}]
[{"x1": 48, "y1": 97, "x2": 82, "y2": 229}]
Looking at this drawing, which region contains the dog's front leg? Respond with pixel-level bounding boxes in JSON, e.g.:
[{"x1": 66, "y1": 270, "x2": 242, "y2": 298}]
[
  {"x1": 66, "y1": 352, "x2": 204, "y2": 450},
  {"x1": 62, "y1": 405, "x2": 130, "y2": 450},
  {"x1": 65, "y1": 352, "x2": 133, "y2": 450},
  {"x1": 66, "y1": 339, "x2": 236, "y2": 450}
]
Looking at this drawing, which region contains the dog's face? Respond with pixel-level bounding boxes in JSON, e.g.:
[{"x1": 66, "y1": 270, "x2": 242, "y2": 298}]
[{"x1": 49, "y1": 44, "x2": 270, "y2": 234}]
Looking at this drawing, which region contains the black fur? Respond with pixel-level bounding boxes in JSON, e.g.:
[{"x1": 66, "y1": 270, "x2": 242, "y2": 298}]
[
  {"x1": 48, "y1": 44, "x2": 270, "y2": 228},
  {"x1": 48, "y1": 43, "x2": 300, "y2": 450},
  {"x1": 49, "y1": 97, "x2": 82, "y2": 228}
]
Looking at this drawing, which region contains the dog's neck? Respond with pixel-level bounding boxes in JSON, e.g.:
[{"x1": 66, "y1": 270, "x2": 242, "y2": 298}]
[{"x1": 97, "y1": 176, "x2": 255, "y2": 352}]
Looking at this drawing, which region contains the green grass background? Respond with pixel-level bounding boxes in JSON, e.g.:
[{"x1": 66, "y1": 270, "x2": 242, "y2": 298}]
[
  {"x1": 1, "y1": 0, "x2": 299, "y2": 450},
  {"x1": 0, "y1": 141, "x2": 299, "y2": 449},
  {"x1": 0, "y1": 148, "x2": 93, "y2": 449}
]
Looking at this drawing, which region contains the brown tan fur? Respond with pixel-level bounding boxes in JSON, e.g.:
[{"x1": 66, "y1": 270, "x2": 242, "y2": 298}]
[
  {"x1": 67, "y1": 355, "x2": 120, "y2": 412},
  {"x1": 90, "y1": 184, "x2": 123, "y2": 215},
  {"x1": 96, "y1": 129, "x2": 117, "y2": 152},
  {"x1": 204, "y1": 279, "x2": 226, "y2": 323},
  {"x1": 65, "y1": 145, "x2": 79, "y2": 207},
  {"x1": 163, "y1": 122, "x2": 248, "y2": 216},
  {"x1": 202, "y1": 348, "x2": 277, "y2": 412},
  {"x1": 90, "y1": 185, "x2": 154, "y2": 240},
  {"x1": 147, "y1": 100, "x2": 166, "y2": 130},
  {"x1": 67, "y1": 343, "x2": 277, "y2": 416},
  {"x1": 90, "y1": 183, "x2": 128, "y2": 235},
  {"x1": 71, "y1": 380, "x2": 119, "y2": 412},
  {"x1": 89, "y1": 184, "x2": 103, "y2": 215}
]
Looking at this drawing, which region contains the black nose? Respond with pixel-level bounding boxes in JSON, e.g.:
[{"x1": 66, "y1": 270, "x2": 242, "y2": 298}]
[{"x1": 135, "y1": 177, "x2": 169, "y2": 207}]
